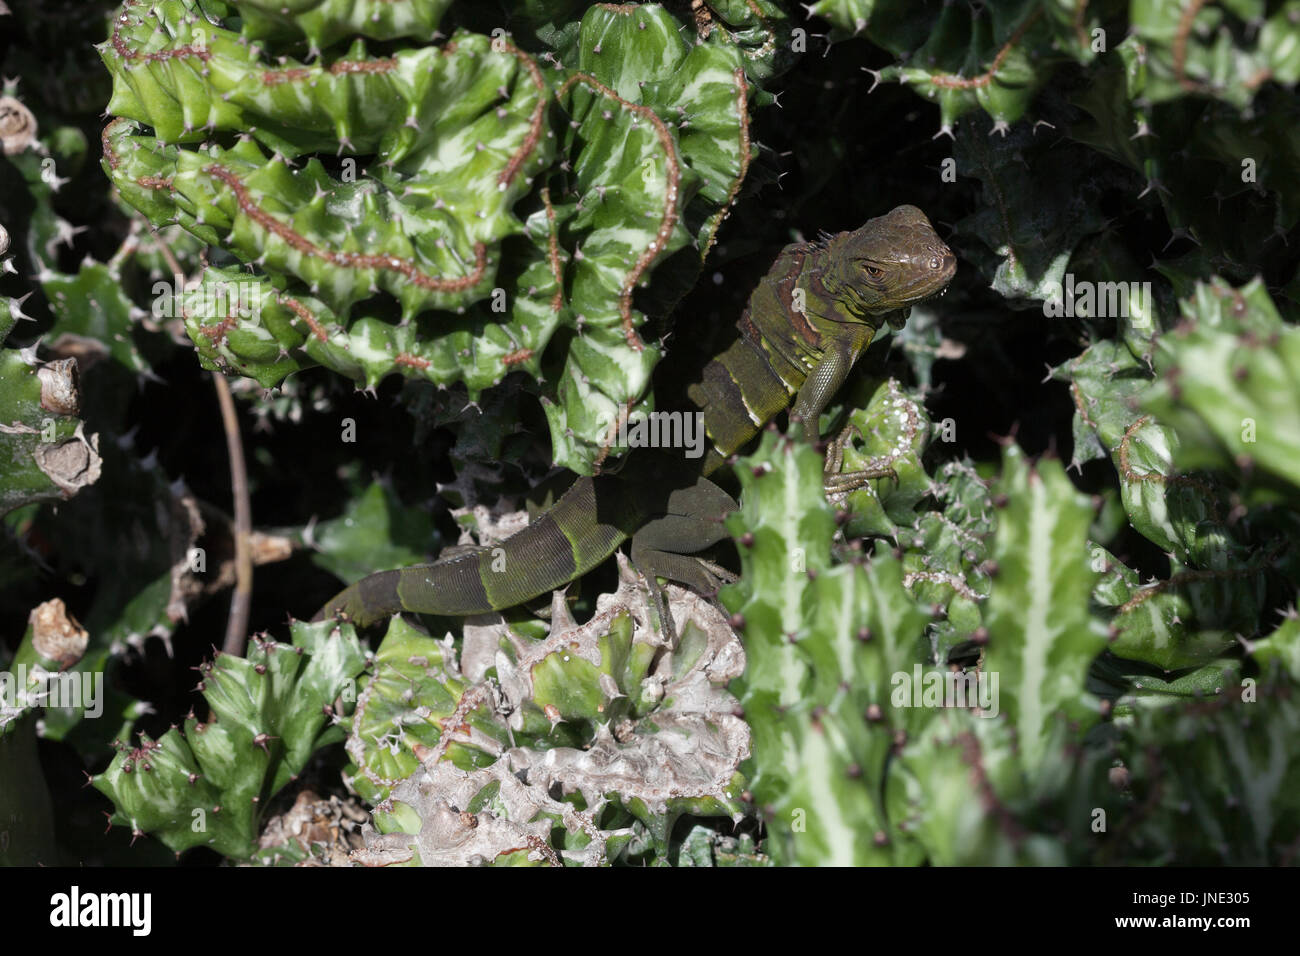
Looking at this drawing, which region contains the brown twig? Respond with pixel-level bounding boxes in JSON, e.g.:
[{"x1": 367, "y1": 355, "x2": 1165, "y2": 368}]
[
  {"x1": 151, "y1": 233, "x2": 184, "y2": 284},
  {"x1": 212, "y1": 371, "x2": 253, "y2": 657},
  {"x1": 151, "y1": 234, "x2": 254, "y2": 656}
]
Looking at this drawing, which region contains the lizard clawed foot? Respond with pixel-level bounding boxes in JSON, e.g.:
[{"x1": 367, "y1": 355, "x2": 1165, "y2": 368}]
[
  {"x1": 631, "y1": 547, "x2": 739, "y2": 645},
  {"x1": 627, "y1": 475, "x2": 740, "y2": 642},
  {"x1": 691, "y1": 555, "x2": 739, "y2": 592},
  {"x1": 824, "y1": 465, "x2": 899, "y2": 496},
  {"x1": 822, "y1": 422, "x2": 898, "y2": 496}
]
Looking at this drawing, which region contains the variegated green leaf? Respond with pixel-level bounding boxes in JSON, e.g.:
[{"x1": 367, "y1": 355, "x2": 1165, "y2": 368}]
[{"x1": 981, "y1": 444, "x2": 1107, "y2": 774}]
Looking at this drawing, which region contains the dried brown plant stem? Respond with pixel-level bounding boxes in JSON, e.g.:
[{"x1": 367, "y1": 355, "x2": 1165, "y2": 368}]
[
  {"x1": 212, "y1": 372, "x2": 253, "y2": 657},
  {"x1": 151, "y1": 233, "x2": 253, "y2": 656}
]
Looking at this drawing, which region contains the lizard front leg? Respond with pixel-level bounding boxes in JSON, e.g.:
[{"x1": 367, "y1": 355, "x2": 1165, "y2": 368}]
[{"x1": 791, "y1": 332, "x2": 898, "y2": 496}]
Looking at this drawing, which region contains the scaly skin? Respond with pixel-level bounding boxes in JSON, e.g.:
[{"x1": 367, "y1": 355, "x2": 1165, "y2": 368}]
[{"x1": 316, "y1": 205, "x2": 956, "y2": 628}]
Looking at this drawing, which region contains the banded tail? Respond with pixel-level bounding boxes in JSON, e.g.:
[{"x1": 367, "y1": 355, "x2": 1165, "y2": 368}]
[{"x1": 313, "y1": 475, "x2": 641, "y2": 627}]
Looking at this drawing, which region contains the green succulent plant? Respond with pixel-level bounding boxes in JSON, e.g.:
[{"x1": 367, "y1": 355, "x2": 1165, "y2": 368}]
[
  {"x1": 97, "y1": 0, "x2": 789, "y2": 475},
  {"x1": 4, "y1": 0, "x2": 1300, "y2": 870},
  {"x1": 347, "y1": 554, "x2": 748, "y2": 865},
  {"x1": 92, "y1": 619, "x2": 368, "y2": 862}
]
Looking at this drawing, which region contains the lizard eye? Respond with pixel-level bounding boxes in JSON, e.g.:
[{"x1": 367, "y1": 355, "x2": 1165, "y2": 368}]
[
  {"x1": 862, "y1": 264, "x2": 883, "y2": 279},
  {"x1": 929, "y1": 257, "x2": 942, "y2": 270}
]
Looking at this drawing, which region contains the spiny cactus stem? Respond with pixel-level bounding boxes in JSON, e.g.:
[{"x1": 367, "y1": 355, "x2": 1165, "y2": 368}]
[{"x1": 558, "y1": 72, "x2": 683, "y2": 352}]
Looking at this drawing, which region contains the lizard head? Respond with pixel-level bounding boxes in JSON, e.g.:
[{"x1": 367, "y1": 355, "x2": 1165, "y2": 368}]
[{"x1": 824, "y1": 204, "x2": 957, "y2": 319}]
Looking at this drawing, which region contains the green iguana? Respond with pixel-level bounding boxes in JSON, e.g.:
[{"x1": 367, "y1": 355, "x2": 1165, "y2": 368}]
[{"x1": 315, "y1": 204, "x2": 956, "y2": 633}]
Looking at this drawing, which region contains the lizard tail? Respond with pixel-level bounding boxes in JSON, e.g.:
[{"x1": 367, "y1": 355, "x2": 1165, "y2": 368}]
[
  {"x1": 312, "y1": 570, "x2": 405, "y2": 628},
  {"x1": 311, "y1": 476, "x2": 634, "y2": 628}
]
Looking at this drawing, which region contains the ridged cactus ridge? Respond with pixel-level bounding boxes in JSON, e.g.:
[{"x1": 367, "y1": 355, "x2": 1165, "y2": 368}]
[{"x1": 97, "y1": 0, "x2": 781, "y2": 473}]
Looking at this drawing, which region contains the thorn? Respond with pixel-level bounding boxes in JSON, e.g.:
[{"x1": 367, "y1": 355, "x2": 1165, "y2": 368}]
[
  {"x1": 7, "y1": 291, "x2": 35, "y2": 322},
  {"x1": 1137, "y1": 177, "x2": 1170, "y2": 200}
]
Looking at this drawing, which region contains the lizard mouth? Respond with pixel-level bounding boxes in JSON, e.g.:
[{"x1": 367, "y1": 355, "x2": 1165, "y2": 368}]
[
  {"x1": 897, "y1": 250, "x2": 957, "y2": 305},
  {"x1": 902, "y1": 284, "x2": 949, "y2": 305}
]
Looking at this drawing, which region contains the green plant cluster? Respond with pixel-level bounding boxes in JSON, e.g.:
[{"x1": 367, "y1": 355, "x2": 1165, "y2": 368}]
[
  {"x1": 92, "y1": 619, "x2": 367, "y2": 861},
  {"x1": 100, "y1": 0, "x2": 789, "y2": 474},
  {"x1": 2, "y1": 0, "x2": 1299, "y2": 867},
  {"x1": 347, "y1": 558, "x2": 748, "y2": 865},
  {"x1": 724, "y1": 423, "x2": 1300, "y2": 865}
]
